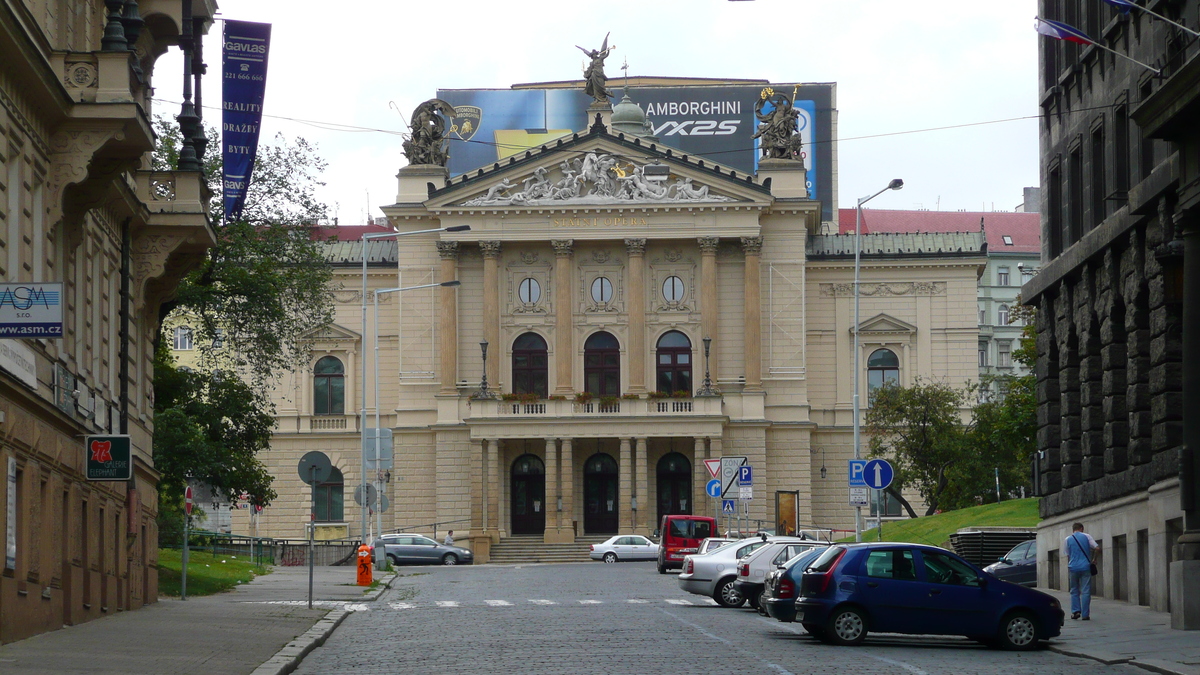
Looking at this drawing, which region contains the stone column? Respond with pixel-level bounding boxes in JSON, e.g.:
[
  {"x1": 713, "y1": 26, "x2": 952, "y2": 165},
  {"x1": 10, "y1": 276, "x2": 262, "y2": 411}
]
[
  {"x1": 470, "y1": 438, "x2": 485, "y2": 532},
  {"x1": 480, "y1": 241, "x2": 502, "y2": 388},
  {"x1": 545, "y1": 438, "x2": 559, "y2": 542},
  {"x1": 694, "y1": 437, "x2": 708, "y2": 521},
  {"x1": 742, "y1": 237, "x2": 763, "y2": 390},
  {"x1": 487, "y1": 439, "x2": 500, "y2": 537},
  {"x1": 635, "y1": 437, "x2": 649, "y2": 535},
  {"x1": 709, "y1": 437, "x2": 723, "y2": 531},
  {"x1": 619, "y1": 437, "x2": 633, "y2": 531},
  {"x1": 552, "y1": 239, "x2": 575, "y2": 394},
  {"x1": 698, "y1": 237, "x2": 720, "y2": 382},
  {"x1": 625, "y1": 238, "x2": 648, "y2": 393},
  {"x1": 437, "y1": 241, "x2": 460, "y2": 393},
  {"x1": 560, "y1": 438, "x2": 575, "y2": 541}
]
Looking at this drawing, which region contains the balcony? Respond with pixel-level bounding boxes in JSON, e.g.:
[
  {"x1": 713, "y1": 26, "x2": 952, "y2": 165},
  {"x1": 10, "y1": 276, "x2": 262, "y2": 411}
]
[{"x1": 472, "y1": 396, "x2": 723, "y2": 419}]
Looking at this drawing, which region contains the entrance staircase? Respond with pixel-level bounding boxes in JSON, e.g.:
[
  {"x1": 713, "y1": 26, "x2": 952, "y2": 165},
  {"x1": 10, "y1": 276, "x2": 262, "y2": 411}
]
[{"x1": 487, "y1": 534, "x2": 613, "y2": 564}]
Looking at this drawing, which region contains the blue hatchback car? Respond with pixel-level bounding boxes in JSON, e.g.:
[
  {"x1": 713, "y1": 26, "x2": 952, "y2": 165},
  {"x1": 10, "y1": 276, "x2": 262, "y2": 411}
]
[{"x1": 794, "y1": 543, "x2": 1063, "y2": 650}]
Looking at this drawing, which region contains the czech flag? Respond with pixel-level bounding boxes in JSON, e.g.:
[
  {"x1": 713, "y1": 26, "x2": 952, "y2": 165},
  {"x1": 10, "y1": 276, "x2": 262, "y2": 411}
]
[
  {"x1": 1101, "y1": 0, "x2": 1136, "y2": 13},
  {"x1": 1035, "y1": 17, "x2": 1095, "y2": 45}
]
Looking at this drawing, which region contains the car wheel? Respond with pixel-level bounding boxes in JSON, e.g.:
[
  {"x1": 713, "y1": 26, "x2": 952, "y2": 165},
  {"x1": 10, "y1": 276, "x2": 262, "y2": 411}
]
[
  {"x1": 997, "y1": 611, "x2": 1039, "y2": 651},
  {"x1": 441, "y1": 553, "x2": 458, "y2": 566},
  {"x1": 802, "y1": 622, "x2": 826, "y2": 640},
  {"x1": 603, "y1": 552, "x2": 618, "y2": 563},
  {"x1": 747, "y1": 592, "x2": 759, "y2": 610},
  {"x1": 826, "y1": 606, "x2": 868, "y2": 646},
  {"x1": 387, "y1": 554, "x2": 400, "y2": 565},
  {"x1": 714, "y1": 578, "x2": 745, "y2": 608},
  {"x1": 757, "y1": 592, "x2": 769, "y2": 616},
  {"x1": 657, "y1": 558, "x2": 667, "y2": 574}
]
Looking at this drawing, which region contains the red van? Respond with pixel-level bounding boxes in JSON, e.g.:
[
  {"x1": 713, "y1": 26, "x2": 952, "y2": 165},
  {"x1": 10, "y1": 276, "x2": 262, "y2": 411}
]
[{"x1": 657, "y1": 515, "x2": 717, "y2": 574}]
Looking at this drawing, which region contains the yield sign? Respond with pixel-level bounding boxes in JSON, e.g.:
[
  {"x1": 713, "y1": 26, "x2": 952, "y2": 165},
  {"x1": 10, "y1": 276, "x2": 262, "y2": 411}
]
[{"x1": 703, "y1": 458, "x2": 722, "y2": 479}]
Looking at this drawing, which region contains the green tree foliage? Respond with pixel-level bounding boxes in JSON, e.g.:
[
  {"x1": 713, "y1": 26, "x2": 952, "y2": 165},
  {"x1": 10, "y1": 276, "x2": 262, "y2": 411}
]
[{"x1": 865, "y1": 379, "x2": 969, "y2": 517}]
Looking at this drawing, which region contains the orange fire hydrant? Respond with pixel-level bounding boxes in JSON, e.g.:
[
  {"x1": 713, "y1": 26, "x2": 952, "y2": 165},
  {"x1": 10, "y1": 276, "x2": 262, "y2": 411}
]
[{"x1": 356, "y1": 544, "x2": 373, "y2": 586}]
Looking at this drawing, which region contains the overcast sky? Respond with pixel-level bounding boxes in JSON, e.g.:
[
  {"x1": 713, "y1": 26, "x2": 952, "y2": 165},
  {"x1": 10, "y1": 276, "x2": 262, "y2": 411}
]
[{"x1": 154, "y1": 0, "x2": 1041, "y2": 224}]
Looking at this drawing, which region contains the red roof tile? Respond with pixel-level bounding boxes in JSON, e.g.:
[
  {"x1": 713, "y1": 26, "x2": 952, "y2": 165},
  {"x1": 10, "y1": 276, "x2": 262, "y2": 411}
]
[{"x1": 837, "y1": 209, "x2": 1040, "y2": 253}]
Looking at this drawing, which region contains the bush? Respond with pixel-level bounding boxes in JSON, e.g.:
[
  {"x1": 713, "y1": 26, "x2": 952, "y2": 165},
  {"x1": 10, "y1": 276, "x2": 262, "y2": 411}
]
[
  {"x1": 621, "y1": 393, "x2": 640, "y2": 400},
  {"x1": 647, "y1": 390, "x2": 670, "y2": 399},
  {"x1": 574, "y1": 392, "x2": 593, "y2": 404}
]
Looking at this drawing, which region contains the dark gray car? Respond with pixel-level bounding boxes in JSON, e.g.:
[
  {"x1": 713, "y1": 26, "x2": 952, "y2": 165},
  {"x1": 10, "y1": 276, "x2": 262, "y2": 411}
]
[
  {"x1": 982, "y1": 540, "x2": 1037, "y2": 586},
  {"x1": 376, "y1": 534, "x2": 474, "y2": 566}
]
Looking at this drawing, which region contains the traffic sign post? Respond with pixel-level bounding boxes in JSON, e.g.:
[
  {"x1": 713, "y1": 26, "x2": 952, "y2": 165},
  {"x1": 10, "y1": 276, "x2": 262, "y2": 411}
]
[
  {"x1": 863, "y1": 459, "x2": 894, "y2": 490},
  {"x1": 722, "y1": 500, "x2": 736, "y2": 514},
  {"x1": 297, "y1": 451, "x2": 332, "y2": 609},
  {"x1": 705, "y1": 479, "x2": 721, "y2": 498}
]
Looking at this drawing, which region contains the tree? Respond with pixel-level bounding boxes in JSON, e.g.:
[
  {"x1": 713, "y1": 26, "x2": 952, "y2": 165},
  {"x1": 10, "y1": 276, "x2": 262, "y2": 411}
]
[{"x1": 865, "y1": 379, "x2": 971, "y2": 517}]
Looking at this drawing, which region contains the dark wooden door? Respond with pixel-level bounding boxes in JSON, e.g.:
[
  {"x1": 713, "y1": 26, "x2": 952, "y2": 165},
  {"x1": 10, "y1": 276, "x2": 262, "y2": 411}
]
[
  {"x1": 584, "y1": 453, "x2": 619, "y2": 534},
  {"x1": 510, "y1": 454, "x2": 545, "y2": 535}
]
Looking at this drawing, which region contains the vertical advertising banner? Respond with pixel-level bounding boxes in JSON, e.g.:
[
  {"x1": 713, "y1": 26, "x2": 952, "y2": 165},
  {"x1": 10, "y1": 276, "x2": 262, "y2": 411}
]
[{"x1": 222, "y1": 20, "x2": 272, "y2": 224}]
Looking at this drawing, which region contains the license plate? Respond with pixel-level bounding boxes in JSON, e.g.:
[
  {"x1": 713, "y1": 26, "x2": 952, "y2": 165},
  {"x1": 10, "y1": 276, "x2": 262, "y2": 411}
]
[{"x1": 795, "y1": 611, "x2": 805, "y2": 621}]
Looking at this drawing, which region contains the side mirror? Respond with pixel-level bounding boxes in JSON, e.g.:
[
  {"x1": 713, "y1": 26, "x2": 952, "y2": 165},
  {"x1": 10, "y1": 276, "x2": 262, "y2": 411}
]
[
  {"x1": 998, "y1": 556, "x2": 1010, "y2": 564},
  {"x1": 978, "y1": 575, "x2": 989, "y2": 588}
]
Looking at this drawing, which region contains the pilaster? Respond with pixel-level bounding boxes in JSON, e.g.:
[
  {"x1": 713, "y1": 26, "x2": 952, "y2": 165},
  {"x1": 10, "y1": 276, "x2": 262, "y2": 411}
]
[
  {"x1": 560, "y1": 438, "x2": 575, "y2": 542},
  {"x1": 481, "y1": 241, "x2": 502, "y2": 388},
  {"x1": 693, "y1": 437, "x2": 708, "y2": 524},
  {"x1": 437, "y1": 241, "x2": 460, "y2": 393},
  {"x1": 635, "y1": 437, "x2": 649, "y2": 535},
  {"x1": 553, "y1": 239, "x2": 575, "y2": 394},
  {"x1": 698, "y1": 237, "x2": 720, "y2": 382},
  {"x1": 742, "y1": 237, "x2": 763, "y2": 391},
  {"x1": 619, "y1": 437, "x2": 633, "y2": 531},
  {"x1": 626, "y1": 238, "x2": 648, "y2": 392},
  {"x1": 545, "y1": 438, "x2": 559, "y2": 542},
  {"x1": 487, "y1": 439, "x2": 500, "y2": 538}
]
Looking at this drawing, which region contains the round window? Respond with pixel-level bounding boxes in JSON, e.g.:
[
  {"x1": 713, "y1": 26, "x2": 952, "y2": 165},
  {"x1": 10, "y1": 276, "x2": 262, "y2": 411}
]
[
  {"x1": 662, "y1": 276, "x2": 685, "y2": 303},
  {"x1": 518, "y1": 278, "x2": 541, "y2": 305},
  {"x1": 591, "y1": 276, "x2": 613, "y2": 304}
]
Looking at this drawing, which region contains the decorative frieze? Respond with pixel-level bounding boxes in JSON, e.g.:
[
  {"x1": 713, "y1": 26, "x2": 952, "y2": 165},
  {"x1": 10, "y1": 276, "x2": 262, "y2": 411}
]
[{"x1": 819, "y1": 282, "x2": 947, "y2": 297}]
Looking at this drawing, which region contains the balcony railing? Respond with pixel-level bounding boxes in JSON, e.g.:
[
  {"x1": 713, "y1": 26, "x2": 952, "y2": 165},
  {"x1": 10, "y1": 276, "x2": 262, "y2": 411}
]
[{"x1": 481, "y1": 396, "x2": 720, "y2": 418}]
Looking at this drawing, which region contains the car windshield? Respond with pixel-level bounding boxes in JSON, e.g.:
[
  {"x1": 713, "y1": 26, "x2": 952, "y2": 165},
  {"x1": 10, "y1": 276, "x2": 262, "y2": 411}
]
[{"x1": 806, "y1": 546, "x2": 845, "y2": 573}]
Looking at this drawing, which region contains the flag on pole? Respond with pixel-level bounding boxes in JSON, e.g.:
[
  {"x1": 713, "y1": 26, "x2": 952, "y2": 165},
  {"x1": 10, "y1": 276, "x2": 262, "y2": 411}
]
[
  {"x1": 1035, "y1": 17, "x2": 1094, "y2": 45},
  {"x1": 1101, "y1": 0, "x2": 1136, "y2": 14}
]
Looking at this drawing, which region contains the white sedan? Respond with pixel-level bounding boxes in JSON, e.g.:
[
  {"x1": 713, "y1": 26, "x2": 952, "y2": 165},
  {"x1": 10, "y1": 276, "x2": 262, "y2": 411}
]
[{"x1": 589, "y1": 535, "x2": 660, "y2": 563}]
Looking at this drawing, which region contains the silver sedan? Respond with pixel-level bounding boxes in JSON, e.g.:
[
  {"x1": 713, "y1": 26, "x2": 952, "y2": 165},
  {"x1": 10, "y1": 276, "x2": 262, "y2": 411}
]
[
  {"x1": 589, "y1": 535, "x2": 660, "y2": 563},
  {"x1": 376, "y1": 534, "x2": 474, "y2": 565},
  {"x1": 677, "y1": 537, "x2": 771, "y2": 607}
]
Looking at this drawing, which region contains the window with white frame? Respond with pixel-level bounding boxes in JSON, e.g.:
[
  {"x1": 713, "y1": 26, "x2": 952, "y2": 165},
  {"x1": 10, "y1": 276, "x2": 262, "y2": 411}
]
[
  {"x1": 867, "y1": 348, "x2": 900, "y2": 405},
  {"x1": 997, "y1": 304, "x2": 1010, "y2": 325},
  {"x1": 997, "y1": 341, "x2": 1012, "y2": 367},
  {"x1": 997, "y1": 267, "x2": 1010, "y2": 286},
  {"x1": 518, "y1": 277, "x2": 542, "y2": 306},
  {"x1": 979, "y1": 343, "x2": 989, "y2": 367},
  {"x1": 173, "y1": 325, "x2": 194, "y2": 350}
]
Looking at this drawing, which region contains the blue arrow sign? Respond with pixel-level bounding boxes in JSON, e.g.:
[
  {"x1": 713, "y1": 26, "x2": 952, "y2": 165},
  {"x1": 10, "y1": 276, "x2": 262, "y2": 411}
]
[
  {"x1": 738, "y1": 465, "x2": 752, "y2": 486},
  {"x1": 848, "y1": 459, "x2": 867, "y2": 487},
  {"x1": 706, "y1": 479, "x2": 722, "y2": 498},
  {"x1": 863, "y1": 459, "x2": 894, "y2": 490},
  {"x1": 722, "y1": 499, "x2": 736, "y2": 514}
]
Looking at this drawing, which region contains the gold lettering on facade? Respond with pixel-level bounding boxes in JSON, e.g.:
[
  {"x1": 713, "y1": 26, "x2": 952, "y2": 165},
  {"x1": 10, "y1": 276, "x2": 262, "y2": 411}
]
[{"x1": 550, "y1": 217, "x2": 649, "y2": 227}]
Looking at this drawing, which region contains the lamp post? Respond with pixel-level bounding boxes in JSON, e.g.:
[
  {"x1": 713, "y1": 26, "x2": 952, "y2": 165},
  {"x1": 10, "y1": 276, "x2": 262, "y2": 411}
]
[
  {"x1": 696, "y1": 336, "x2": 719, "y2": 396},
  {"x1": 853, "y1": 178, "x2": 903, "y2": 543},
  {"x1": 360, "y1": 224, "x2": 469, "y2": 545},
  {"x1": 473, "y1": 340, "x2": 495, "y2": 399}
]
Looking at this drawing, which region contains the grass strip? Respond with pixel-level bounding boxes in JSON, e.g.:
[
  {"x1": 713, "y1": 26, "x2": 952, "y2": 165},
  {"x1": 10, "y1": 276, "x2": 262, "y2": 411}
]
[{"x1": 158, "y1": 548, "x2": 270, "y2": 597}]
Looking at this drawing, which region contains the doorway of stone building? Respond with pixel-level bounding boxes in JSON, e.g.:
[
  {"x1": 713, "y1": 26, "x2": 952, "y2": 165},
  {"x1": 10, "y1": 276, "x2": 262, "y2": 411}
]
[
  {"x1": 583, "y1": 452, "x2": 619, "y2": 534},
  {"x1": 656, "y1": 451, "x2": 692, "y2": 525},
  {"x1": 510, "y1": 454, "x2": 546, "y2": 535}
]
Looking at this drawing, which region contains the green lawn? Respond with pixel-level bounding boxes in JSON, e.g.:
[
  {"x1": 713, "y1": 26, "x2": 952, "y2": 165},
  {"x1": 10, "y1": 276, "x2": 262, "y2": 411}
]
[
  {"x1": 838, "y1": 498, "x2": 1040, "y2": 547},
  {"x1": 158, "y1": 548, "x2": 270, "y2": 597}
]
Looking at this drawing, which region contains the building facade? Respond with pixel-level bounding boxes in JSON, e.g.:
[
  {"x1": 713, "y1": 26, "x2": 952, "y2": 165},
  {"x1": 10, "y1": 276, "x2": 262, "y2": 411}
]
[
  {"x1": 0, "y1": 0, "x2": 216, "y2": 642},
  {"x1": 230, "y1": 86, "x2": 986, "y2": 558},
  {"x1": 1026, "y1": 0, "x2": 1200, "y2": 628}
]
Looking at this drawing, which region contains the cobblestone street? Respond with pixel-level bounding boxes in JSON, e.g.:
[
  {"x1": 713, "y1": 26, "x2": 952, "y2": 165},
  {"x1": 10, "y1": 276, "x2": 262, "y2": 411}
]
[{"x1": 293, "y1": 562, "x2": 1142, "y2": 675}]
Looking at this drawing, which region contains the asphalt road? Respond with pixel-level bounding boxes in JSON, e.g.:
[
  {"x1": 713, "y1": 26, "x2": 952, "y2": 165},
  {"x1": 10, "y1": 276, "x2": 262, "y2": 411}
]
[{"x1": 293, "y1": 561, "x2": 1142, "y2": 675}]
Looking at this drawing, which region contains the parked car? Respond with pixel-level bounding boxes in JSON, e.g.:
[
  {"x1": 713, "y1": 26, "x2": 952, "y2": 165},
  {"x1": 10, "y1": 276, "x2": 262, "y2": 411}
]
[
  {"x1": 736, "y1": 541, "x2": 827, "y2": 613},
  {"x1": 793, "y1": 543, "x2": 1063, "y2": 650},
  {"x1": 375, "y1": 534, "x2": 474, "y2": 566},
  {"x1": 590, "y1": 535, "x2": 660, "y2": 563},
  {"x1": 676, "y1": 536, "x2": 775, "y2": 607},
  {"x1": 697, "y1": 537, "x2": 735, "y2": 555},
  {"x1": 657, "y1": 515, "x2": 716, "y2": 574},
  {"x1": 982, "y1": 540, "x2": 1037, "y2": 587},
  {"x1": 762, "y1": 547, "x2": 830, "y2": 623}
]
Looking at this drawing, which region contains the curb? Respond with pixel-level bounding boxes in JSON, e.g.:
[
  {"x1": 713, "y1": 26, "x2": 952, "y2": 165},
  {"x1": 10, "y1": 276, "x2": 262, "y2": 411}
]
[
  {"x1": 250, "y1": 572, "x2": 395, "y2": 675},
  {"x1": 1049, "y1": 646, "x2": 1196, "y2": 675},
  {"x1": 250, "y1": 608, "x2": 350, "y2": 675}
]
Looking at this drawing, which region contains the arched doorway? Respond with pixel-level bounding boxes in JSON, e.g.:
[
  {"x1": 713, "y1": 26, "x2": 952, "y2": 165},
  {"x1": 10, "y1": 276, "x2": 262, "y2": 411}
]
[
  {"x1": 583, "y1": 452, "x2": 619, "y2": 534},
  {"x1": 510, "y1": 454, "x2": 545, "y2": 535},
  {"x1": 656, "y1": 452, "x2": 692, "y2": 524}
]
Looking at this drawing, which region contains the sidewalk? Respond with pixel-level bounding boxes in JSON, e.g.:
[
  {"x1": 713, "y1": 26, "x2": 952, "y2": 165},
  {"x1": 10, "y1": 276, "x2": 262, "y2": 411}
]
[
  {"x1": 0, "y1": 566, "x2": 393, "y2": 675},
  {"x1": 1044, "y1": 589, "x2": 1200, "y2": 675}
]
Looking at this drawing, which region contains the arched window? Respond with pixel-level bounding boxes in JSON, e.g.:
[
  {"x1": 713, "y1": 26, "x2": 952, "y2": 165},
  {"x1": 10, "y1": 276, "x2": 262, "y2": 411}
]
[
  {"x1": 867, "y1": 348, "x2": 900, "y2": 405},
  {"x1": 313, "y1": 356, "x2": 345, "y2": 415},
  {"x1": 584, "y1": 332, "x2": 620, "y2": 396},
  {"x1": 655, "y1": 331, "x2": 693, "y2": 395},
  {"x1": 314, "y1": 467, "x2": 344, "y2": 522},
  {"x1": 512, "y1": 333, "x2": 548, "y2": 397},
  {"x1": 997, "y1": 304, "x2": 1010, "y2": 325},
  {"x1": 173, "y1": 325, "x2": 193, "y2": 350}
]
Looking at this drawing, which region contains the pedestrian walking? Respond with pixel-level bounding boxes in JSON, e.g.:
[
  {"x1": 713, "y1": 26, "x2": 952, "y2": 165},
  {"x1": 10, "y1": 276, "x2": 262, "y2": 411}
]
[
  {"x1": 444, "y1": 530, "x2": 454, "y2": 546},
  {"x1": 1065, "y1": 522, "x2": 1099, "y2": 620}
]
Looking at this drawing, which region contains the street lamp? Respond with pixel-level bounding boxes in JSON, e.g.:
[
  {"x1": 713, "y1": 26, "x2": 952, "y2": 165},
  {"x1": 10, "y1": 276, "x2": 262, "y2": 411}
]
[
  {"x1": 853, "y1": 178, "x2": 903, "y2": 543},
  {"x1": 370, "y1": 280, "x2": 461, "y2": 542},
  {"x1": 696, "y1": 336, "x2": 719, "y2": 396},
  {"x1": 360, "y1": 224, "x2": 469, "y2": 544},
  {"x1": 473, "y1": 340, "x2": 495, "y2": 399}
]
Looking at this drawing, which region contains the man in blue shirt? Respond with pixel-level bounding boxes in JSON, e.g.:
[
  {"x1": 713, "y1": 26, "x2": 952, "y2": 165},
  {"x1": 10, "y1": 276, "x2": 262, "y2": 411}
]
[{"x1": 1064, "y1": 522, "x2": 1098, "y2": 620}]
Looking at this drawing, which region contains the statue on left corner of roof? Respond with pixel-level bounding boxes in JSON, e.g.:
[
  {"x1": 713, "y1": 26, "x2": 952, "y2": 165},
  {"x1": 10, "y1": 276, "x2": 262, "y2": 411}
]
[
  {"x1": 403, "y1": 99, "x2": 456, "y2": 167},
  {"x1": 577, "y1": 33, "x2": 616, "y2": 104}
]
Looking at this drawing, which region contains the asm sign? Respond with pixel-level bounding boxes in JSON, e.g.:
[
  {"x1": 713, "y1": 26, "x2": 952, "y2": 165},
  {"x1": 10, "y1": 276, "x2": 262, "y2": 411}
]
[{"x1": 86, "y1": 435, "x2": 132, "y2": 481}]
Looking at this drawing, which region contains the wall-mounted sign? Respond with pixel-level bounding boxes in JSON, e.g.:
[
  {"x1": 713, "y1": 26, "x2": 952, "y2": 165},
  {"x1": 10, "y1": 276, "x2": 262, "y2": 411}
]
[
  {"x1": 0, "y1": 283, "x2": 63, "y2": 338},
  {"x1": 0, "y1": 339, "x2": 37, "y2": 390},
  {"x1": 85, "y1": 435, "x2": 132, "y2": 481}
]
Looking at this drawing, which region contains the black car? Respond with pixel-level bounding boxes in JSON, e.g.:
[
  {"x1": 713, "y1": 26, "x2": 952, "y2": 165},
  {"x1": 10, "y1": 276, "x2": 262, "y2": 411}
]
[{"x1": 982, "y1": 540, "x2": 1037, "y2": 587}]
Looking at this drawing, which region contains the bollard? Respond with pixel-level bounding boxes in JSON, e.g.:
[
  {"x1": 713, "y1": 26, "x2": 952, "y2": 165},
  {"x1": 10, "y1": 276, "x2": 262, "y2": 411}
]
[{"x1": 356, "y1": 543, "x2": 373, "y2": 586}]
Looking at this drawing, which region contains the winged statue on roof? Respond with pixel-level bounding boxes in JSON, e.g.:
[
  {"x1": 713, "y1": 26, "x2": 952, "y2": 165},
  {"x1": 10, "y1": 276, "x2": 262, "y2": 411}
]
[{"x1": 577, "y1": 33, "x2": 616, "y2": 104}]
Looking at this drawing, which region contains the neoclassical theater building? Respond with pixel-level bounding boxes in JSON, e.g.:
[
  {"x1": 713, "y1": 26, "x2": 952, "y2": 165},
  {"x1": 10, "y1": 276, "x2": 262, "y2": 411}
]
[{"x1": 228, "y1": 84, "x2": 985, "y2": 558}]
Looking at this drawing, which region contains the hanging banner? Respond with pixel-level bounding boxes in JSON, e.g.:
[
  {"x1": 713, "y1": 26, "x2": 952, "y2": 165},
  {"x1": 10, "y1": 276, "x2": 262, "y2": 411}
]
[{"x1": 222, "y1": 20, "x2": 272, "y2": 224}]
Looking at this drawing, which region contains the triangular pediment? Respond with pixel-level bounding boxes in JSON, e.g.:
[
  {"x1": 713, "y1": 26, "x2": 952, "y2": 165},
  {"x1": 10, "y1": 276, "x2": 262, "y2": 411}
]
[
  {"x1": 301, "y1": 322, "x2": 360, "y2": 343},
  {"x1": 425, "y1": 129, "x2": 773, "y2": 210},
  {"x1": 854, "y1": 313, "x2": 917, "y2": 335}
]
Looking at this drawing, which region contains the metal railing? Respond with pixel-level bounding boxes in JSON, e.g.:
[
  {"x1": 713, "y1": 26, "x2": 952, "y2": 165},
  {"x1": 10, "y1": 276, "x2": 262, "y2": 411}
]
[{"x1": 170, "y1": 530, "x2": 363, "y2": 566}]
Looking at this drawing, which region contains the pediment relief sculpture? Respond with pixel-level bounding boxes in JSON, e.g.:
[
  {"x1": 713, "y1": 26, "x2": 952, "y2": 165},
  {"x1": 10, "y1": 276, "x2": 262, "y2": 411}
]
[
  {"x1": 459, "y1": 152, "x2": 735, "y2": 206},
  {"x1": 854, "y1": 313, "x2": 918, "y2": 335}
]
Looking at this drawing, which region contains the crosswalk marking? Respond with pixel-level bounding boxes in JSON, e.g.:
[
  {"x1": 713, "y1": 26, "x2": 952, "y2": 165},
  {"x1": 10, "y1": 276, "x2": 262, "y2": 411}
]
[
  {"x1": 664, "y1": 599, "x2": 693, "y2": 605},
  {"x1": 578, "y1": 599, "x2": 603, "y2": 605},
  {"x1": 435, "y1": 600, "x2": 459, "y2": 607},
  {"x1": 485, "y1": 600, "x2": 513, "y2": 606},
  {"x1": 626, "y1": 599, "x2": 649, "y2": 604},
  {"x1": 700, "y1": 598, "x2": 720, "y2": 606},
  {"x1": 389, "y1": 602, "x2": 414, "y2": 610},
  {"x1": 529, "y1": 599, "x2": 556, "y2": 605}
]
